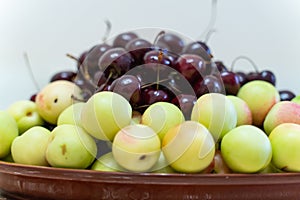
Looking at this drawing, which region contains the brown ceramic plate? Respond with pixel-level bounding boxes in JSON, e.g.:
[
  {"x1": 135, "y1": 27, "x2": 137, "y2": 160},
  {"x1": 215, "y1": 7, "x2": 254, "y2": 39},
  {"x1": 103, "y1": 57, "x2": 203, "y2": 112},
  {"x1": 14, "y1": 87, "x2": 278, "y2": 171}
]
[{"x1": 0, "y1": 160, "x2": 299, "y2": 200}]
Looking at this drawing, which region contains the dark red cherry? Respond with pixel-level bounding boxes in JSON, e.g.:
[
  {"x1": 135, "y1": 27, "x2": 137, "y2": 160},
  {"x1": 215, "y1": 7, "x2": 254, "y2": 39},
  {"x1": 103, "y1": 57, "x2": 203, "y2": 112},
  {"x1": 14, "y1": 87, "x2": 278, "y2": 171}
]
[
  {"x1": 182, "y1": 41, "x2": 212, "y2": 61},
  {"x1": 77, "y1": 51, "x2": 88, "y2": 69},
  {"x1": 235, "y1": 71, "x2": 247, "y2": 86},
  {"x1": 220, "y1": 71, "x2": 240, "y2": 95},
  {"x1": 174, "y1": 54, "x2": 207, "y2": 84},
  {"x1": 143, "y1": 50, "x2": 173, "y2": 66},
  {"x1": 125, "y1": 38, "x2": 152, "y2": 66},
  {"x1": 30, "y1": 94, "x2": 37, "y2": 102},
  {"x1": 259, "y1": 70, "x2": 276, "y2": 86},
  {"x1": 113, "y1": 32, "x2": 138, "y2": 48},
  {"x1": 246, "y1": 72, "x2": 260, "y2": 82},
  {"x1": 194, "y1": 75, "x2": 225, "y2": 97},
  {"x1": 98, "y1": 47, "x2": 135, "y2": 80},
  {"x1": 50, "y1": 71, "x2": 77, "y2": 82},
  {"x1": 171, "y1": 94, "x2": 197, "y2": 120},
  {"x1": 110, "y1": 75, "x2": 142, "y2": 107},
  {"x1": 83, "y1": 43, "x2": 112, "y2": 75},
  {"x1": 156, "y1": 33, "x2": 185, "y2": 54},
  {"x1": 214, "y1": 61, "x2": 228, "y2": 73},
  {"x1": 279, "y1": 90, "x2": 296, "y2": 101},
  {"x1": 93, "y1": 71, "x2": 107, "y2": 87},
  {"x1": 142, "y1": 87, "x2": 170, "y2": 105}
]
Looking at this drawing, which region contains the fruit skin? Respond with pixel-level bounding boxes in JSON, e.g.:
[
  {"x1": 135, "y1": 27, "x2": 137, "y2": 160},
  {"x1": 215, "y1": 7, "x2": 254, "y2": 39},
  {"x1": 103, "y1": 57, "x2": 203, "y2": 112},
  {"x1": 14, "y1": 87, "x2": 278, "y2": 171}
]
[
  {"x1": 291, "y1": 95, "x2": 300, "y2": 104},
  {"x1": 269, "y1": 123, "x2": 300, "y2": 172},
  {"x1": 150, "y1": 152, "x2": 176, "y2": 173},
  {"x1": 81, "y1": 91, "x2": 132, "y2": 141},
  {"x1": 221, "y1": 125, "x2": 272, "y2": 173},
  {"x1": 191, "y1": 93, "x2": 237, "y2": 141},
  {"x1": 237, "y1": 80, "x2": 279, "y2": 127},
  {"x1": 263, "y1": 101, "x2": 300, "y2": 135},
  {"x1": 36, "y1": 80, "x2": 83, "y2": 125},
  {"x1": 162, "y1": 121, "x2": 215, "y2": 173},
  {"x1": 7, "y1": 100, "x2": 44, "y2": 134},
  {"x1": 57, "y1": 102, "x2": 85, "y2": 127},
  {"x1": 91, "y1": 152, "x2": 125, "y2": 172},
  {"x1": 112, "y1": 124, "x2": 161, "y2": 172},
  {"x1": 0, "y1": 111, "x2": 19, "y2": 158},
  {"x1": 46, "y1": 124, "x2": 97, "y2": 169},
  {"x1": 227, "y1": 95, "x2": 252, "y2": 126},
  {"x1": 11, "y1": 126, "x2": 51, "y2": 166},
  {"x1": 141, "y1": 102, "x2": 185, "y2": 141}
]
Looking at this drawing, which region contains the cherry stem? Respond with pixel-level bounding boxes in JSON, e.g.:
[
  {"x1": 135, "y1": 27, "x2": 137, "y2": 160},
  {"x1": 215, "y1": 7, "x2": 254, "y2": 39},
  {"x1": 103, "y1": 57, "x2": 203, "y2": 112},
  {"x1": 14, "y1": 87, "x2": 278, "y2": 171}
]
[
  {"x1": 204, "y1": 28, "x2": 217, "y2": 43},
  {"x1": 153, "y1": 30, "x2": 165, "y2": 46},
  {"x1": 199, "y1": 0, "x2": 218, "y2": 41},
  {"x1": 230, "y1": 55, "x2": 259, "y2": 73},
  {"x1": 23, "y1": 52, "x2": 40, "y2": 91},
  {"x1": 102, "y1": 19, "x2": 112, "y2": 43},
  {"x1": 66, "y1": 53, "x2": 78, "y2": 62},
  {"x1": 96, "y1": 71, "x2": 113, "y2": 92},
  {"x1": 141, "y1": 78, "x2": 169, "y2": 89},
  {"x1": 78, "y1": 62, "x2": 98, "y2": 88},
  {"x1": 71, "y1": 94, "x2": 85, "y2": 102}
]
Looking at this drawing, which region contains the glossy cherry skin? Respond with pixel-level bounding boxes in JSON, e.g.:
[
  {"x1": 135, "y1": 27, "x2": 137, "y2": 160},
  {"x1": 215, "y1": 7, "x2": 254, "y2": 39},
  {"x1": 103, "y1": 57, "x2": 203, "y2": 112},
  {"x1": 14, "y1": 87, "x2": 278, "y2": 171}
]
[
  {"x1": 174, "y1": 54, "x2": 207, "y2": 84},
  {"x1": 215, "y1": 61, "x2": 228, "y2": 73},
  {"x1": 259, "y1": 70, "x2": 276, "y2": 86},
  {"x1": 110, "y1": 75, "x2": 142, "y2": 107},
  {"x1": 113, "y1": 32, "x2": 138, "y2": 48},
  {"x1": 83, "y1": 43, "x2": 112, "y2": 75},
  {"x1": 182, "y1": 41, "x2": 213, "y2": 61},
  {"x1": 220, "y1": 71, "x2": 241, "y2": 95},
  {"x1": 279, "y1": 90, "x2": 296, "y2": 101},
  {"x1": 98, "y1": 47, "x2": 135, "y2": 80},
  {"x1": 193, "y1": 75, "x2": 225, "y2": 97},
  {"x1": 125, "y1": 38, "x2": 152, "y2": 66},
  {"x1": 156, "y1": 33, "x2": 185, "y2": 54},
  {"x1": 235, "y1": 71, "x2": 248, "y2": 86},
  {"x1": 142, "y1": 87, "x2": 170, "y2": 105},
  {"x1": 50, "y1": 71, "x2": 77, "y2": 82},
  {"x1": 171, "y1": 94, "x2": 197, "y2": 120}
]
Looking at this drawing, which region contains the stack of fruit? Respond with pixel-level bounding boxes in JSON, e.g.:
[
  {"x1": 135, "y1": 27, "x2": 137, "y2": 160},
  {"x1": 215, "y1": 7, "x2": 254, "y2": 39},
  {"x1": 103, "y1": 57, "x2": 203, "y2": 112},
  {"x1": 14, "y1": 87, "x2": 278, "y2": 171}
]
[{"x1": 1, "y1": 29, "x2": 300, "y2": 174}]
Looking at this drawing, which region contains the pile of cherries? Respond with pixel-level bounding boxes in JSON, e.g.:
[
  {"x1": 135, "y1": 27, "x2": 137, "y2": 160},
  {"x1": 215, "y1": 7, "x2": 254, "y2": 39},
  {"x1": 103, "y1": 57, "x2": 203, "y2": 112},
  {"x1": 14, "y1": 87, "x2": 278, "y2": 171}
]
[{"x1": 49, "y1": 30, "x2": 296, "y2": 119}]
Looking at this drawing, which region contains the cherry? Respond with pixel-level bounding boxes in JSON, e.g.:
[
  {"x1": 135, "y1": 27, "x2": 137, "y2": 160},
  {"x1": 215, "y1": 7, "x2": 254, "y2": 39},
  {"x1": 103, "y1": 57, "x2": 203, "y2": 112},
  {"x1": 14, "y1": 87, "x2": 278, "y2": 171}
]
[
  {"x1": 235, "y1": 71, "x2": 247, "y2": 86},
  {"x1": 259, "y1": 70, "x2": 276, "y2": 86},
  {"x1": 194, "y1": 75, "x2": 225, "y2": 97},
  {"x1": 125, "y1": 38, "x2": 153, "y2": 66},
  {"x1": 171, "y1": 94, "x2": 197, "y2": 120},
  {"x1": 73, "y1": 73, "x2": 95, "y2": 100},
  {"x1": 50, "y1": 71, "x2": 77, "y2": 82},
  {"x1": 76, "y1": 51, "x2": 88, "y2": 69},
  {"x1": 29, "y1": 94, "x2": 37, "y2": 102},
  {"x1": 182, "y1": 41, "x2": 212, "y2": 61},
  {"x1": 279, "y1": 90, "x2": 296, "y2": 101},
  {"x1": 245, "y1": 71, "x2": 260, "y2": 82},
  {"x1": 166, "y1": 71, "x2": 195, "y2": 96},
  {"x1": 231, "y1": 56, "x2": 276, "y2": 86},
  {"x1": 143, "y1": 49, "x2": 174, "y2": 81},
  {"x1": 174, "y1": 54, "x2": 207, "y2": 85},
  {"x1": 143, "y1": 49, "x2": 173, "y2": 66},
  {"x1": 93, "y1": 71, "x2": 107, "y2": 87},
  {"x1": 141, "y1": 87, "x2": 170, "y2": 106},
  {"x1": 83, "y1": 43, "x2": 112, "y2": 75},
  {"x1": 246, "y1": 70, "x2": 276, "y2": 86},
  {"x1": 156, "y1": 32, "x2": 185, "y2": 55},
  {"x1": 214, "y1": 61, "x2": 228, "y2": 72},
  {"x1": 220, "y1": 71, "x2": 240, "y2": 95},
  {"x1": 113, "y1": 32, "x2": 138, "y2": 48},
  {"x1": 110, "y1": 75, "x2": 142, "y2": 107},
  {"x1": 98, "y1": 47, "x2": 135, "y2": 80}
]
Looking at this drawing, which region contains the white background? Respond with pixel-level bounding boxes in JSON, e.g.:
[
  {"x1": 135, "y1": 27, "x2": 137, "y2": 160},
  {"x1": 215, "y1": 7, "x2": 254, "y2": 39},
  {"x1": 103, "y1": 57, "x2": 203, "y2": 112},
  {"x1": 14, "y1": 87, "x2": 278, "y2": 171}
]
[{"x1": 1, "y1": 0, "x2": 300, "y2": 109}]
